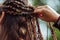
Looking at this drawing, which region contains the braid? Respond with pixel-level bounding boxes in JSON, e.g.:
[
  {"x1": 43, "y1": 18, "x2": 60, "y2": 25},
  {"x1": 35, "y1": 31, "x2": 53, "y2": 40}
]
[
  {"x1": 0, "y1": 0, "x2": 44, "y2": 40},
  {"x1": 2, "y1": 0, "x2": 34, "y2": 15}
]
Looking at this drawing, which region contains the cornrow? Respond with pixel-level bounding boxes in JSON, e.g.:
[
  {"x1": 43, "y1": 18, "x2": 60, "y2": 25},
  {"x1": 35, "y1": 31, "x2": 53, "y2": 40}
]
[
  {"x1": 0, "y1": 0, "x2": 44, "y2": 40},
  {"x1": 1, "y1": 0, "x2": 34, "y2": 15}
]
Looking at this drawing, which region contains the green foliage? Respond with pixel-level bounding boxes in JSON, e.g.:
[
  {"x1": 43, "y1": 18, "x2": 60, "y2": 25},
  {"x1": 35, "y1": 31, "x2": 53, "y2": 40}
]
[
  {"x1": 32, "y1": 0, "x2": 40, "y2": 6},
  {"x1": 31, "y1": 0, "x2": 60, "y2": 14},
  {"x1": 49, "y1": 28, "x2": 60, "y2": 40},
  {"x1": 31, "y1": 0, "x2": 46, "y2": 6}
]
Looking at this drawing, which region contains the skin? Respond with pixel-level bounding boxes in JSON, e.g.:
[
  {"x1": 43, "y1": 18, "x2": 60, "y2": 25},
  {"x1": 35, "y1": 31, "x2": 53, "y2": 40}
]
[
  {"x1": 0, "y1": 12, "x2": 5, "y2": 23},
  {"x1": 34, "y1": 5, "x2": 60, "y2": 22}
]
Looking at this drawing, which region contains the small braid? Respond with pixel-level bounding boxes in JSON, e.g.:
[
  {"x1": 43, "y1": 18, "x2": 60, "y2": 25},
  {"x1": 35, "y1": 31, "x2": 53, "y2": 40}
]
[
  {"x1": 2, "y1": 0, "x2": 34, "y2": 15},
  {"x1": 0, "y1": 0, "x2": 44, "y2": 40}
]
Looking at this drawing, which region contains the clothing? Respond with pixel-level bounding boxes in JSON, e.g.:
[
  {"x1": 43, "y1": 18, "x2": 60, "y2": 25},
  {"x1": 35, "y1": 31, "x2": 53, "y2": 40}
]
[{"x1": 53, "y1": 16, "x2": 60, "y2": 30}]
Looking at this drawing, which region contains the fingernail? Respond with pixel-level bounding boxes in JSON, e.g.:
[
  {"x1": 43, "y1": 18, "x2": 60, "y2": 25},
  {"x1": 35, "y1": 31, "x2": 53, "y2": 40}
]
[{"x1": 40, "y1": 14, "x2": 43, "y2": 17}]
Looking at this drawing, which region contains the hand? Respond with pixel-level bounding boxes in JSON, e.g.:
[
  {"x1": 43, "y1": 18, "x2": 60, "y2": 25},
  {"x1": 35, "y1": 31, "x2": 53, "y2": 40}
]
[{"x1": 34, "y1": 5, "x2": 60, "y2": 22}]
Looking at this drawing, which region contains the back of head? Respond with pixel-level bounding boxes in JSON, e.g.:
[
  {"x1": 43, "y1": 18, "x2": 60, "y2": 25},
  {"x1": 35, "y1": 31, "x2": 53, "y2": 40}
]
[{"x1": 0, "y1": 0, "x2": 33, "y2": 40}]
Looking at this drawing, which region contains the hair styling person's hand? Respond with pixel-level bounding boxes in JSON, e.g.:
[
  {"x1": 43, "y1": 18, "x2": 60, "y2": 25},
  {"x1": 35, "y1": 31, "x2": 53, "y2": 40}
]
[{"x1": 34, "y1": 5, "x2": 60, "y2": 22}]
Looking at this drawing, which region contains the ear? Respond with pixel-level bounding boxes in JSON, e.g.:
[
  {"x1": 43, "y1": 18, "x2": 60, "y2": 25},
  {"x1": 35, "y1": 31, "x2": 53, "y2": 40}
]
[{"x1": 0, "y1": 12, "x2": 5, "y2": 23}]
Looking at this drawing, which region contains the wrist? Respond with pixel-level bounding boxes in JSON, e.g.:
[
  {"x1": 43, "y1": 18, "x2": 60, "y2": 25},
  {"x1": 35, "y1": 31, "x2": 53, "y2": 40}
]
[
  {"x1": 53, "y1": 16, "x2": 60, "y2": 29},
  {"x1": 53, "y1": 15, "x2": 60, "y2": 22}
]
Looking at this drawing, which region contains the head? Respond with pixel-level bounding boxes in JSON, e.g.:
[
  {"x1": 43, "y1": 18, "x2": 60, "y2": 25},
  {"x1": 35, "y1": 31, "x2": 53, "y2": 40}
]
[
  {"x1": 0, "y1": 0, "x2": 29, "y2": 40},
  {"x1": 0, "y1": 0, "x2": 36, "y2": 40}
]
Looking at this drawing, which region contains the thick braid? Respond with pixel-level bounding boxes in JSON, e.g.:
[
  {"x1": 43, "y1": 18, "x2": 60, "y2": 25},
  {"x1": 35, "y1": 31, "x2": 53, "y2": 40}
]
[
  {"x1": 2, "y1": 0, "x2": 34, "y2": 15},
  {"x1": 0, "y1": 0, "x2": 35, "y2": 40},
  {"x1": 0, "y1": 0, "x2": 43, "y2": 40}
]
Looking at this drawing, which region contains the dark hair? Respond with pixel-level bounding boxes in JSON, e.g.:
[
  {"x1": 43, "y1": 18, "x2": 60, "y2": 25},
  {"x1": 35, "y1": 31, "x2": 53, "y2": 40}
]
[
  {"x1": 0, "y1": 0, "x2": 43, "y2": 40},
  {"x1": 0, "y1": 0, "x2": 29, "y2": 40},
  {"x1": 1, "y1": 13, "x2": 28, "y2": 40}
]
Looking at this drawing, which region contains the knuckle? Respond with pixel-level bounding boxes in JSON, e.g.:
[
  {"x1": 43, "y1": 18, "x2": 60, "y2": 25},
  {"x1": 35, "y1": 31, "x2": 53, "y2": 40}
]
[{"x1": 42, "y1": 8, "x2": 46, "y2": 11}]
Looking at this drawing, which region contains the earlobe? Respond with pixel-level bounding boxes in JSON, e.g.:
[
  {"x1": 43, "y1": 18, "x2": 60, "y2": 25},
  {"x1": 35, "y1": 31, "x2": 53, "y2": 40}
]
[{"x1": 0, "y1": 12, "x2": 5, "y2": 23}]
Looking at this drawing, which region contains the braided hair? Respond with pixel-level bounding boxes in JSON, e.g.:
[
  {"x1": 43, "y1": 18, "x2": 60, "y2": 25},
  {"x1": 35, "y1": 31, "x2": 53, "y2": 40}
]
[
  {"x1": 0, "y1": 0, "x2": 43, "y2": 40},
  {"x1": 0, "y1": 0, "x2": 35, "y2": 40}
]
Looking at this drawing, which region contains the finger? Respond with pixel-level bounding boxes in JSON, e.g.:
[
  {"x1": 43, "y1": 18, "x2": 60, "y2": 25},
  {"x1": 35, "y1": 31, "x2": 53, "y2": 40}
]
[
  {"x1": 36, "y1": 6, "x2": 45, "y2": 9},
  {"x1": 39, "y1": 15, "x2": 48, "y2": 21},
  {"x1": 38, "y1": 15, "x2": 45, "y2": 20},
  {"x1": 36, "y1": 5, "x2": 47, "y2": 9},
  {"x1": 34, "y1": 8, "x2": 43, "y2": 13},
  {"x1": 34, "y1": 5, "x2": 48, "y2": 13}
]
